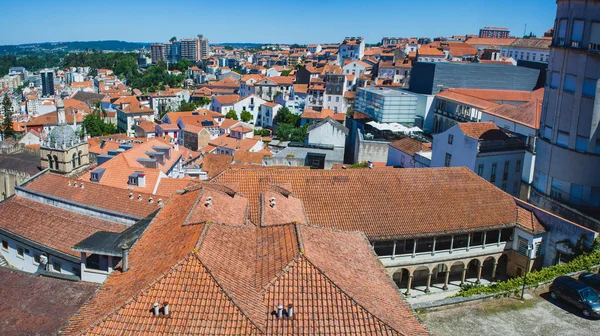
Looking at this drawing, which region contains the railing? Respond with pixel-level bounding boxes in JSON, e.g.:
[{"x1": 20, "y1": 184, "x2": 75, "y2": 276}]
[{"x1": 479, "y1": 138, "x2": 526, "y2": 153}]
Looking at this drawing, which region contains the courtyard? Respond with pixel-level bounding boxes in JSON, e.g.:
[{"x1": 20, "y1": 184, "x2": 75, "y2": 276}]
[{"x1": 419, "y1": 292, "x2": 600, "y2": 336}]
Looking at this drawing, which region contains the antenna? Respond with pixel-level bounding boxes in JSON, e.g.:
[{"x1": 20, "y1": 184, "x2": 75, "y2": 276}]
[{"x1": 524, "y1": 24, "x2": 527, "y2": 37}]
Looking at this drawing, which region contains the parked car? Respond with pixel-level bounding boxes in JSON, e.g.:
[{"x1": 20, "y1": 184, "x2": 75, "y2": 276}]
[
  {"x1": 579, "y1": 272, "x2": 600, "y2": 292},
  {"x1": 549, "y1": 276, "x2": 600, "y2": 318}
]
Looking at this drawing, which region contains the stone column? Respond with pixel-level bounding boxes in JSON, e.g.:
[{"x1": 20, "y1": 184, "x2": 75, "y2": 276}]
[
  {"x1": 492, "y1": 262, "x2": 499, "y2": 280},
  {"x1": 476, "y1": 264, "x2": 483, "y2": 284},
  {"x1": 405, "y1": 275, "x2": 413, "y2": 296},
  {"x1": 461, "y1": 266, "x2": 467, "y2": 285},
  {"x1": 425, "y1": 272, "x2": 433, "y2": 293},
  {"x1": 431, "y1": 237, "x2": 436, "y2": 256},
  {"x1": 443, "y1": 268, "x2": 451, "y2": 290}
]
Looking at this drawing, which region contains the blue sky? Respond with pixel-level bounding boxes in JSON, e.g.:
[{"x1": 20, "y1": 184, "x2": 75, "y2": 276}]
[{"x1": 1, "y1": 0, "x2": 556, "y2": 45}]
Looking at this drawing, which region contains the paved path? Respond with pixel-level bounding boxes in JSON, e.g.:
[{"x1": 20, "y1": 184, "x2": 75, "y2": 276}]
[{"x1": 419, "y1": 292, "x2": 600, "y2": 336}]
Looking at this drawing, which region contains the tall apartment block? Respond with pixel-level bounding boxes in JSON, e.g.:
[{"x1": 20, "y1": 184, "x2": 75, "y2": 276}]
[
  {"x1": 531, "y1": 0, "x2": 600, "y2": 225},
  {"x1": 150, "y1": 44, "x2": 166, "y2": 64},
  {"x1": 180, "y1": 38, "x2": 198, "y2": 62},
  {"x1": 40, "y1": 69, "x2": 55, "y2": 97},
  {"x1": 198, "y1": 34, "x2": 210, "y2": 59},
  {"x1": 479, "y1": 27, "x2": 510, "y2": 38}
]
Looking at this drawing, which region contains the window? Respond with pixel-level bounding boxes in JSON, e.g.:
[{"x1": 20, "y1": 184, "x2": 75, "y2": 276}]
[
  {"x1": 501, "y1": 182, "x2": 507, "y2": 191},
  {"x1": 500, "y1": 228, "x2": 514, "y2": 242},
  {"x1": 448, "y1": 134, "x2": 453, "y2": 144},
  {"x1": 477, "y1": 164, "x2": 484, "y2": 176},
  {"x1": 444, "y1": 153, "x2": 452, "y2": 167},
  {"x1": 570, "y1": 184, "x2": 584, "y2": 205},
  {"x1": 535, "y1": 242, "x2": 543, "y2": 257},
  {"x1": 516, "y1": 160, "x2": 522, "y2": 172},
  {"x1": 557, "y1": 19, "x2": 567, "y2": 45},
  {"x1": 17, "y1": 246, "x2": 24, "y2": 258},
  {"x1": 453, "y1": 234, "x2": 469, "y2": 248},
  {"x1": 517, "y1": 237, "x2": 529, "y2": 256},
  {"x1": 576, "y1": 136, "x2": 588, "y2": 152},
  {"x1": 543, "y1": 126, "x2": 552, "y2": 140},
  {"x1": 583, "y1": 79, "x2": 597, "y2": 97},
  {"x1": 557, "y1": 132, "x2": 569, "y2": 148},
  {"x1": 564, "y1": 75, "x2": 576, "y2": 93},
  {"x1": 335, "y1": 96, "x2": 339, "y2": 102},
  {"x1": 550, "y1": 72, "x2": 560, "y2": 89},
  {"x1": 485, "y1": 230, "x2": 500, "y2": 245},
  {"x1": 435, "y1": 236, "x2": 452, "y2": 251},
  {"x1": 416, "y1": 238, "x2": 434, "y2": 253},
  {"x1": 373, "y1": 241, "x2": 394, "y2": 256},
  {"x1": 503, "y1": 161, "x2": 509, "y2": 181},
  {"x1": 571, "y1": 20, "x2": 584, "y2": 47},
  {"x1": 471, "y1": 232, "x2": 483, "y2": 246},
  {"x1": 491, "y1": 163, "x2": 497, "y2": 182},
  {"x1": 591, "y1": 22, "x2": 600, "y2": 51},
  {"x1": 52, "y1": 261, "x2": 62, "y2": 273},
  {"x1": 1, "y1": 240, "x2": 7, "y2": 251},
  {"x1": 513, "y1": 181, "x2": 520, "y2": 195},
  {"x1": 33, "y1": 254, "x2": 41, "y2": 265}
]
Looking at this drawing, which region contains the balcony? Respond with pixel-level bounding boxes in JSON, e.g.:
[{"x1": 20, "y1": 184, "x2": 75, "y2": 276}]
[{"x1": 479, "y1": 137, "x2": 526, "y2": 153}]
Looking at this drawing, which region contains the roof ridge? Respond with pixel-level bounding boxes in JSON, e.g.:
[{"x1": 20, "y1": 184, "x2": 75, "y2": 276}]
[
  {"x1": 196, "y1": 247, "x2": 266, "y2": 332},
  {"x1": 299, "y1": 255, "x2": 409, "y2": 336},
  {"x1": 70, "y1": 251, "x2": 199, "y2": 335}
]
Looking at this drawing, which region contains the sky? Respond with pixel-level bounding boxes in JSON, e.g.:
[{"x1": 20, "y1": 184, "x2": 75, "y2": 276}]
[{"x1": 0, "y1": 0, "x2": 556, "y2": 45}]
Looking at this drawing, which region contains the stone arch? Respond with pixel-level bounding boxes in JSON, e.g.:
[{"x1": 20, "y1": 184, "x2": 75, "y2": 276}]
[
  {"x1": 72, "y1": 152, "x2": 77, "y2": 168},
  {"x1": 53, "y1": 155, "x2": 59, "y2": 170},
  {"x1": 47, "y1": 154, "x2": 54, "y2": 169},
  {"x1": 392, "y1": 268, "x2": 411, "y2": 289},
  {"x1": 481, "y1": 256, "x2": 497, "y2": 280},
  {"x1": 77, "y1": 150, "x2": 82, "y2": 166},
  {"x1": 495, "y1": 254, "x2": 509, "y2": 280}
]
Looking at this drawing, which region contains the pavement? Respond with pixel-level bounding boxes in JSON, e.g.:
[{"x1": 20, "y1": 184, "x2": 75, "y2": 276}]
[
  {"x1": 419, "y1": 291, "x2": 600, "y2": 336},
  {"x1": 406, "y1": 277, "x2": 492, "y2": 304}
]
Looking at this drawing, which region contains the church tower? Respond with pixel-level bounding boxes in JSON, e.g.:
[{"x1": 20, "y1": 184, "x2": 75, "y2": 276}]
[{"x1": 40, "y1": 98, "x2": 90, "y2": 174}]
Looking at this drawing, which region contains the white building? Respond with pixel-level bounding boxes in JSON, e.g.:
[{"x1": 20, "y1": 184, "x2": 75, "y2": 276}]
[
  {"x1": 257, "y1": 102, "x2": 281, "y2": 128},
  {"x1": 343, "y1": 60, "x2": 372, "y2": 78},
  {"x1": 306, "y1": 116, "x2": 348, "y2": 148},
  {"x1": 431, "y1": 122, "x2": 526, "y2": 197},
  {"x1": 338, "y1": 37, "x2": 365, "y2": 63},
  {"x1": 386, "y1": 137, "x2": 432, "y2": 168},
  {"x1": 500, "y1": 38, "x2": 552, "y2": 63},
  {"x1": 211, "y1": 94, "x2": 267, "y2": 124}
]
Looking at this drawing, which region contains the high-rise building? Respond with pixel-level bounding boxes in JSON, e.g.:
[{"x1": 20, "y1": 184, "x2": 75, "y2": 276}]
[
  {"x1": 180, "y1": 38, "x2": 198, "y2": 62},
  {"x1": 479, "y1": 27, "x2": 510, "y2": 38},
  {"x1": 40, "y1": 69, "x2": 55, "y2": 97},
  {"x1": 197, "y1": 34, "x2": 210, "y2": 59},
  {"x1": 150, "y1": 44, "x2": 166, "y2": 64},
  {"x1": 531, "y1": 0, "x2": 600, "y2": 221},
  {"x1": 169, "y1": 41, "x2": 181, "y2": 63}
]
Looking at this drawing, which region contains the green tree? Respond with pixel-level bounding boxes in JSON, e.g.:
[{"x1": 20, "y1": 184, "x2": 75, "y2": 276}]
[
  {"x1": 1, "y1": 95, "x2": 14, "y2": 140},
  {"x1": 169, "y1": 36, "x2": 177, "y2": 42},
  {"x1": 240, "y1": 110, "x2": 253, "y2": 122},
  {"x1": 225, "y1": 110, "x2": 238, "y2": 120},
  {"x1": 275, "y1": 123, "x2": 307, "y2": 142},
  {"x1": 224, "y1": 46, "x2": 234, "y2": 51},
  {"x1": 83, "y1": 113, "x2": 116, "y2": 137}
]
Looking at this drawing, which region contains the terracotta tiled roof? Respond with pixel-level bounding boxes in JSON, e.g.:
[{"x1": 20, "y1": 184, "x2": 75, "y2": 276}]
[
  {"x1": 418, "y1": 46, "x2": 445, "y2": 56},
  {"x1": 389, "y1": 137, "x2": 432, "y2": 156},
  {"x1": 233, "y1": 150, "x2": 272, "y2": 165},
  {"x1": 436, "y1": 90, "x2": 500, "y2": 110},
  {"x1": 465, "y1": 37, "x2": 517, "y2": 46},
  {"x1": 457, "y1": 122, "x2": 501, "y2": 139},
  {"x1": 0, "y1": 268, "x2": 99, "y2": 336},
  {"x1": 484, "y1": 99, "x2": 542, "y2": 129},
  {"x1": 213, "y1": 94, "x2": 240, "y2": 105},
  {"x1": 213, "y1": 167, "x2": 534, "y2": 240},
  {"x1": 516, "y1": 206, "x2": 546, "y2": 234},
  {"x1": 26, "y1": 111, "x2": 83, "y2": 127},
  {"x1": 136, "y1": 119, "x2": 157, "y2": 133},
  {"x1": 202, "y1": 153, "x2": 233, "y2": 178},
  {"x1": 300, "y1": 109, "x2": 345, "y2": 122},
  {"x1": 63, "y1": 186, "x2": 427, "y2": 335},
  {"x1": 446, "y1": 88, "x2": 542, "y2": 102},
  {"x1": 293, "y1": 84, "x2": 308, "y2": 94},
  {"x1": 0, "y1": 196, "x2": 126, "y2": 257},
  {"x1": 24, "y1": 173, "x2": 161, "y2": 218}
]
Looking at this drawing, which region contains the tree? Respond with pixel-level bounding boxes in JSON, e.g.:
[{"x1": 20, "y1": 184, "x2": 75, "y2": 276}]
[
  {"x1": 225, "y1": 110, "x2": 238, "y2": 120},
  {"x1": 170, "y1": 36, "x2": 177, "y2": 42},
  {"x1": 224, "y1": 46, "x2": 234, "y2": 51},
  {"x1": 240, "y1": 110, "x2": 253, "y2": 122},
  {"x1": 275, "y1": 123, "x2": 307, "y2": 142},
  {"x1": 280, "y1": 70, "x2": 292, "y2": 76},
  {"x1": 1, "y1": 95, "x2": 14, "y2": 140},
  {"x1": 83, "y1": 113, "x2": 116, "y2": 137}
]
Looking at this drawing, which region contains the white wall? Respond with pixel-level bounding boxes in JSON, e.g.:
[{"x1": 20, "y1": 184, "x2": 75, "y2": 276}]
[
  {"x1": 307, "y1": 122, "x2": 346, "y2": 147},
  {"x1": 386, "y1": 146, "x2": 415, "y2": 168},
  {"x1": 431, "y1": 126, "x2": 478, "y2": 170}
]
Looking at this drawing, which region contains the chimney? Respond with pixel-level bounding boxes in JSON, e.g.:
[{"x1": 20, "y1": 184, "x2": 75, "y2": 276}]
[
  {"x1": 148, "y1": 197, "x2": 153, "y2": 204},
  {"x1": 153, "y1": 302, "x2": 160, "y2": 316},
  {"x1": 157, "y1": 198, "x2": 163, "y2": 206},
  {"x1": 138, "y1": 194, "x2": 142, "y2": 201},
  {"x1": 367, "y1": 161, "x2": 373, "y2": 169},
  {"x1": 269, "y1": 197, "x2": 276, "y2": 208},
  {"x1": 121, "y1": 243, "x2": 130, "y2": 272},
  {"x1": 287, "y1": 304, "x2": 294, "y2": 318},
  {"x1": 277, "y1": 305, "x2": 284, "y2": 319},
  {"x1": 80, "y1": 183, "x2": 84, "y2": 189},
  {"x1": 163, "y1": 302, "x2": 169, "y2": 316},
  {"x1": 205, "y1": 196, "x2": 213, "y2": 207},
  {"x1": 129, "y1": 192, "x2": 134, "y2": 199}
]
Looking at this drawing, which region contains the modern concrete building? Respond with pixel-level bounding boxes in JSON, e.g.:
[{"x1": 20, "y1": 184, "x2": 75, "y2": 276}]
[
  {"x1": 180, "y1": 38, "x2": 198, "y2": 62},
  {"x1": 531, "y1": 0, "x2": 600, "y2": 225},
  {"x1": 150, "y1": 44, "x2": 166, "y2": 64},
  {"x1": 40, "y1": 69, "x2": 55, "y2": 97},
  {"x1": 355, "y1": 88, "x2": 418, "y2": 123}
]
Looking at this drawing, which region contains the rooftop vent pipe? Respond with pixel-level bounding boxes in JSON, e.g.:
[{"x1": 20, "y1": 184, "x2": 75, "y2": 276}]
[
  {"x1": 153, "y1": 302, "x2": 160, "y2": 316},
  {"x1": 163, "y1": 302, "x2": 169, "y2": 315},
  {"x1": 205, "y1": 196, "x2": 213, "y2": 207},
  {"x1": 277, "y1": 305, "x2": 284, "y2": 319},
  {"x1": 269, "y1": 197, "x2": 276, "y2": 208}
]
